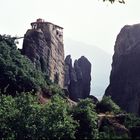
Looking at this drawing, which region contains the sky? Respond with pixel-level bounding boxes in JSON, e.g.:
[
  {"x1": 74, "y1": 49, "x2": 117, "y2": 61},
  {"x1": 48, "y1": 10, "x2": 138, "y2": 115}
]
[
  {"x1": 0, "y1": 0, "x2": 140, "y2": 54},
  {"x1": 0, "y1": 0, "x2": 140, "y2": 98}
]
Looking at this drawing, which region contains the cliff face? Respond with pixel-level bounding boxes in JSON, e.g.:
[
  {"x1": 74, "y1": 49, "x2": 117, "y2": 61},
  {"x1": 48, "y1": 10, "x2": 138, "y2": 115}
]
[
  {"x1": 21, "y1": 19, "x2": 93, "y2": 102},
  {"x1": 64, "y1": 55, "x2": 91, "y2": 101},
  {"x1": 105, "y1": 24, "x2": 140, "y2": 116},
  {"x1": 22, "y1": 19, "x2": 64, "y2": 88}
]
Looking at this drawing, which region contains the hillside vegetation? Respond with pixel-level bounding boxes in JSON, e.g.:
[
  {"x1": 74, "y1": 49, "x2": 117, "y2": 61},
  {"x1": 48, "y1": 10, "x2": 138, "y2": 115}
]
[
  {"x1": 0, "y1": 35, "x2": 48, "y2": 95},
  {"x1": 0, "y1": 35, "x2": 140, "y2": 139}
]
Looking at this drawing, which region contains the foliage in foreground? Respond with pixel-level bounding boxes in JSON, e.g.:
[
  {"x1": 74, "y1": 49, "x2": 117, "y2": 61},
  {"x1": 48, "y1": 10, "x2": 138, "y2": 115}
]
[
  {"x1": 103, "y1": 0, "x2": 125, "y2": 4},
  {"x1": 124, "y1": 113, "x2": 140, "y2": 128},
  {"x1": 0, "y1": 93, "x2": 78, "y2": 139},
  {"x1": 0, "y1": 35, "x2": 47, "y2": 95},
  {"x1": 0, "y1": 93, "x2": 100, "y2": 139},
  {"x1": 1, "y1": 92, "x2": 140, "y2": 139},
  {"x1": 72, "y1": 99, "x2": 99, "y2": 139}
]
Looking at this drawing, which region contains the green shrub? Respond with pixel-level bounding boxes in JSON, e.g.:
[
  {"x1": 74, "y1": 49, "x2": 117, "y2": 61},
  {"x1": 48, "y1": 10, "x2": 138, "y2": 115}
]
[
  {"x1": 0, "y1": 35, "x2": 47, "y2": 95},
  {"x1": 124, "y1": 113, "x2": 140, "y2": 128},
  {"x1": 96, "y1": 96, "x2": 121, "y2": 114},
  {"x1": 43, "y1": 95, "x2": 78, "y2": 139},
  {"x1": 99, "y1": 126, "x2": 129, "y2": 139},
  {"x1": 48, "y1": 84, "x2": 65, "y2": 97},
  {"x1": 0, "y1": 92, "x2": 78, "y2": 139},
  {"x1": 71, "y1": 98, "x2": 99, "y2": 139},
  {"x1": 0, "y1": 94, "x2": 18, "y2": 139}
]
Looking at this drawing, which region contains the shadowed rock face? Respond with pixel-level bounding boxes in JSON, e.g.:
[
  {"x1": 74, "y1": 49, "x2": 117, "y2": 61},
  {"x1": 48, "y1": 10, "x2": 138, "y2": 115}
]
[
  {"x1": 22, "y1": 30, "x2": 50, "y2": 73},
  {"x1": 64, "y1": 55, "x2": 91, "y2": 101},
  {"x1": 105, "y1": 24, "x2": 140, "y2": 116}
]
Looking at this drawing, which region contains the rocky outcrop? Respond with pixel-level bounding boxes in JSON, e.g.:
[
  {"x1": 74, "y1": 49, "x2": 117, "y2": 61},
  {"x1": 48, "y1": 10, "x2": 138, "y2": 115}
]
[
  {"x1": 22, "y1": 19, "x2": 64, "y2": 88},
  {"x1": 105, "y1": 24, "x2": 140, "y2": 116},
  {"x1": 22, "y1": 29, "x2": 50, "y2": 73},
  {"x1": 98, "y1": 114, "x2": 129, "y2": 137},
  {"x1": 64, "y1": 55, "x2": 91, "y2": 101}
]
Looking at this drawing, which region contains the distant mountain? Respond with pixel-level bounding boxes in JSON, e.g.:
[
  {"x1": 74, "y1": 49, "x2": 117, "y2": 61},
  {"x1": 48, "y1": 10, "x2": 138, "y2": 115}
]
[{"x1": 64, "y1": 38, "x2": 112, "y2": 100}]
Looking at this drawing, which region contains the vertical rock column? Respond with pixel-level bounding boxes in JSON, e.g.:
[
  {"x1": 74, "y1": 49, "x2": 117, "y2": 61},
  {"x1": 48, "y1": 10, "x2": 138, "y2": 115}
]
[
  {"x1": 22, "y1": 20, "x2": 65, "y2": 88},
  {"x1": 64, "y1": 55, "x2": 91, "y2": 101},
  {"x1": 105, "y1": 24, "x2": 140, "y2": 116}
]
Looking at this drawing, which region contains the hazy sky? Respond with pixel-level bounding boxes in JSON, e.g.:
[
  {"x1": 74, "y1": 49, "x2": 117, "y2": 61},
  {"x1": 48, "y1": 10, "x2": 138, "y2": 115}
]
[{"x1": 0, "y1": 0, "x2": 140, "y2": 54}]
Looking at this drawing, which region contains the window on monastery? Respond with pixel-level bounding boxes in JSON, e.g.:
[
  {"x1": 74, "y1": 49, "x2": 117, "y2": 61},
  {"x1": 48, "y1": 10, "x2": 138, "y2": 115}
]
[{"x1": 56, "y1": 31, "x2": 58, "y2": 35}]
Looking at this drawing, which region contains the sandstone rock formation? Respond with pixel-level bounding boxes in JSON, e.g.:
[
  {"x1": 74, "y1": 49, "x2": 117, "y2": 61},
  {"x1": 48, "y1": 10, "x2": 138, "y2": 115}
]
[
  {"x1": 22, "y1": 19, "x2": 64, "y2": 88},
  {"x1": 64, "y1": 55, "x2": 91, "y2": 101},
  {"x1": 105, "y1": 24, "x2": 140, "y2": 116}
]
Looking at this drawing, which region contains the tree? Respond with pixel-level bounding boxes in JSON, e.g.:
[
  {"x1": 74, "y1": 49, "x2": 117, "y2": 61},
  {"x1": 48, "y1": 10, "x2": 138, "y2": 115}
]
[
  {"x1": 0, "y1": 93, "x2": 78, "y2": 139},
  {"x1": 71, "y1": 99, "x2": 99, "y2": 139},
  {"x1": 0, "y1": 35, "x2": 47, "y2": 95},
  {"x1": 103, "y1": 0, "x2": 125, "y2": 4},
  {"x1": 43, "y1": 95, "x2": 78, "y2": 139},
  {"x1": 96, "y1": 96, "x2": 121, "y2": 114}
]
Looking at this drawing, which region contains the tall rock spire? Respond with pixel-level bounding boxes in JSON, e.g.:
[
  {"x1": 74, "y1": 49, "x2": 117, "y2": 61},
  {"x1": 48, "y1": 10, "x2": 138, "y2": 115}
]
[
  {"x1": 105, "y1": 24, "x2": 140, "y2": 116},
  {"x1": 22, "y1": 19, "x2": 64, "y2": 88},
  {"x1": 64, "y1": 55, "x2": 91, "y2": 101}
]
